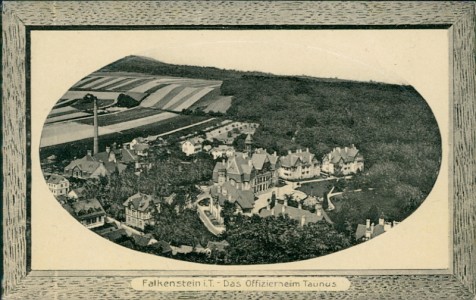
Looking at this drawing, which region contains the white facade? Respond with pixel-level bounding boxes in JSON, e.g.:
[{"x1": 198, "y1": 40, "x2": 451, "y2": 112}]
[
  {"x1": 278, "y1": 149, "x2": 320, "y2": 180},
  {"x1": 210, "y1": 146, "x2": 235, "y2": 159},
  {"x1": 81, "y1": 215, "x2": 105, "y2": 229},
  {"x1": 125, "y1": 206, "x2": 153, "y2": 230},
  {"x1": 321, "y1": 145, "x2": 364, "y2": 176},
  {"x1": 181, "y1": 139, "x2": 203, "y2": 156},
  {"x1": 47, "y1": 176, "x2": 70, "y2": 196}
]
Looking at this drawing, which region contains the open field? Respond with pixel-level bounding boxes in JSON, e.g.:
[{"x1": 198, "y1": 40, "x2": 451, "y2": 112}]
[
  {"x1": 202, "y1": 96, "x2": 233, "y2": 113},
  {"x1": 171, "y1": 87, "x2": 215, "y2": 112},
  {"x1": 161, "y1": 87, "x2": 198, "y2": 110},
  {"x1": 78, "y1": 77, "x2": 113, "y2": 89},
  {"x1": 89, "y1": 77, "x2": 128, "y2": 89},
  {"x1": 43, "y1": 71, "x2": 228, "y2": 147},
  {"x1": 110, "y1": 78, "x2": 154, "y2": 91},
  {"x1": 40, "y1": 121, "x2": 117, "y2": 147},
  {"x1": 140, "y1": 84, "x2": 181, "y2": 107}
]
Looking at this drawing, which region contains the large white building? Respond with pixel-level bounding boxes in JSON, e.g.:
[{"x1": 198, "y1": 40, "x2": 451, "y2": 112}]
[
  {"x1": 278, "y1": 148, "x2": 320, "y2": 180},
  {"x1": 123, "y1": 192, "x2": 160, "y2": 230},
  {"x1": 321, "y1": 145, "x2": 364, "y2": 176},
  {"x1": 47, "y1": 174, "x2": 70, "y2": 196}
]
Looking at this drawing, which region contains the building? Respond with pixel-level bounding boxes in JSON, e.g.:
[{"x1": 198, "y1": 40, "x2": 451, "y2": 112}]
[
  {"x1": 181, "y1": 137, "x2": 204, "y2": 156},
  {"x1": 64, "y1": 149, "x2": 127, "y2": 179},
  {"x1": 64, "y1": 198, "x2": 106, "y2": 229},
  {"x1": 210, "y1": 145, "x2": 236, "y2": 160},
  {"x1": 355, "y1": 217, "x2": 400, "y2": 241},
  {"x1": 130, "y1": 137, "x2": 150, "y2": 157},
  {"x1": 278, "y1": 148, "x2": 321, "y2": 180},
  {"x1": 321, "y1": 145, "x2": 364, "y2": 176},
  {"x1": 209, "y1": 182, "x2": 256, "y2": 221},
  {"x1": 46, "y1": 174, "x2": 70, "y2": 196},
  {"x1": 259, "y1": 200, "x2": 325, "y2": 226},
  {"x1": 123, "y1": 192, "x2": 160, "y2": 230},
  {"x1": 212, "y1": 149, "x2": 279, "y2": 194},
  {"x1": 68, "y1": 187, "x2": 87, "y2": 200}
]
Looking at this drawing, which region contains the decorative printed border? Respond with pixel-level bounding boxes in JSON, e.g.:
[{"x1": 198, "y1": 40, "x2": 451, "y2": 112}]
[{"x1": 2, "y1": 1, "x2": 475, "y2": 299}]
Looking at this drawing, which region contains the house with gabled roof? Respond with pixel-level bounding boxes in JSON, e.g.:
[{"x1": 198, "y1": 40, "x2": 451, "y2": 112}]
[
  {"x1": 212, "y1": 149, "x2": 279, "y2": 195},
  {"x1": 279, "y1": 148, "x2": 320, "y2": 180},
  {"x1": 64, "y1": 149, "x2": 127, "y2": 180},
  {"x1": 68, "y1": 187, "x2": 87, "y2": 200},
  {"x1": 181, "y1": 137, "x2": 204, "y2": 156},
  {"x1": 47, "y1": 174, "x2": 70, "y2": 197},
  {"x1": 123, "y1": 192, "x2": 160, "y2": 230},
  {"x1": 259, "y1": 201, "x2": 325, "y2": 226},
  {"x1": 63, "y1": 198, "x2": 106, "y2": 229},
  {"x1": 321, "y1": 144, "x2": 364, "y2": 176}
]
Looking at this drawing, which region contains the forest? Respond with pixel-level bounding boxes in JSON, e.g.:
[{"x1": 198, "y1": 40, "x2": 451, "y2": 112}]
[{"x1": 223, "y1": 75, "x2": 441, "y2": 223}]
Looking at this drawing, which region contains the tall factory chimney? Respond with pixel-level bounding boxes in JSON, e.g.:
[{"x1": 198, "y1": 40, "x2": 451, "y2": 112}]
[
  {"x1": 93, "y1": 95, "x2": 98, "y2": 155},
  {"x1": 84, "y1": 93, "x2": 99, "y2": 155}
]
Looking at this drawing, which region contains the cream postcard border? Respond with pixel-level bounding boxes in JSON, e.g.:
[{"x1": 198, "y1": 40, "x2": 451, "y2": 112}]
[{"x1": 2, "y1": 1, "x2": 475, "y2": 299}]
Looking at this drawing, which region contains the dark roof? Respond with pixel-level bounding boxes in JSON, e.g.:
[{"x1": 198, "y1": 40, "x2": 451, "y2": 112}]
[
  {"x1": 150, "y1": 241, "x2": 172, "y2": 253},
  {"x1": 210, "y1": 182, "x2": 255, "y2": 210},
  {"x1": 355, "y1": 224, "x2": 368, "y2": 240},
  {"x1": 260, "y1": 203, "x2": 323, "y2": 225},
  {"x1": 101, "y1": 228, "x2": 128, "y2": 242},
  {"x1": 119, "y1": 240, "x2": 135, "y2": 249},
  {"x1": 64, "y1": 158, "x2": 102, "y2": 174},
  {"x1": 47, "y1": 174, "x2": 68, "y2": 184},
  {"x1": 372, "y1": 224, "x2": 386, "y2": 238},
  {"x1": 69, "y1": 187, "x2": 87, "y2": 199},
  {"x1": 93, "y1": 151, "x2": 114, "y2": 163},
  {"x1": 123, "y1": 192, "x2": 158, "y2": 212},
  {"x1": 132, "y1": 234, "x2": 152, "y2": 247},
  {"x1": 324, "y1": 146, "x2": 362, "y2": 164},
  {"x1": 280, "y1": 149, "x2": 317, "y2": 168},
  {"x1": 70, "y1": 198, "x2": 106, "y2": 220},
  {"x1": 119, "y1": 148, "x2": 138, "y2": 163}
]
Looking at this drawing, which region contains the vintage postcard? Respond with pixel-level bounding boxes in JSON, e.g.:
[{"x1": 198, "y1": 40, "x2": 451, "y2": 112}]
[{"x1": 3, "y1": 1, "x2": 475, "y2": 299}]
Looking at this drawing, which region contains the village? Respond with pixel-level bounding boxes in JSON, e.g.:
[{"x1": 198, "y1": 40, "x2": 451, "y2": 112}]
[{"x1": 43, "y1": 110, "x2": 399, "y2": 259}]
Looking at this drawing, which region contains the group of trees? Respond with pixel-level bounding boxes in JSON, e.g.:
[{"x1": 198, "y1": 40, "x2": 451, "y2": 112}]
[{"x1": 216, "y1": 204, "x2": 351, "y2": 265}]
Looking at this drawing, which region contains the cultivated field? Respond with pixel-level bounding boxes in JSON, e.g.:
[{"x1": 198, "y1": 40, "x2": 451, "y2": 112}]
[{"x1": 41, "y1": 72, "x2": 234, "y2": 147}]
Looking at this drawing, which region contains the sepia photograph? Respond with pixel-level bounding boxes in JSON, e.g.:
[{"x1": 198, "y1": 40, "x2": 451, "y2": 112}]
[{"x1": 3, "y1": 1, "x2": 475, "y2": 299}]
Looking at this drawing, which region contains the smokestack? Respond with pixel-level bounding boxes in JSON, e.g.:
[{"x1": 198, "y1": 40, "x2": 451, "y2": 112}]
[
  {"x1": 93, "y1": 95, "x2": 99, "y2": 155},
  {"x1": 301, "y1": 215, "x2": 306, "y2": 227},
  {"x1": 371, "y1": 223, "x2": 375, "y2": 233},
  {"x1": 281, "y1": 204, "x2": 285, "y2": 215},
  {"x1": 298, "y1": 202, "x2": 302, "y2": 210},
  {"x1": 366, "y1": 219, "x2": 371, "y2": 229}
]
